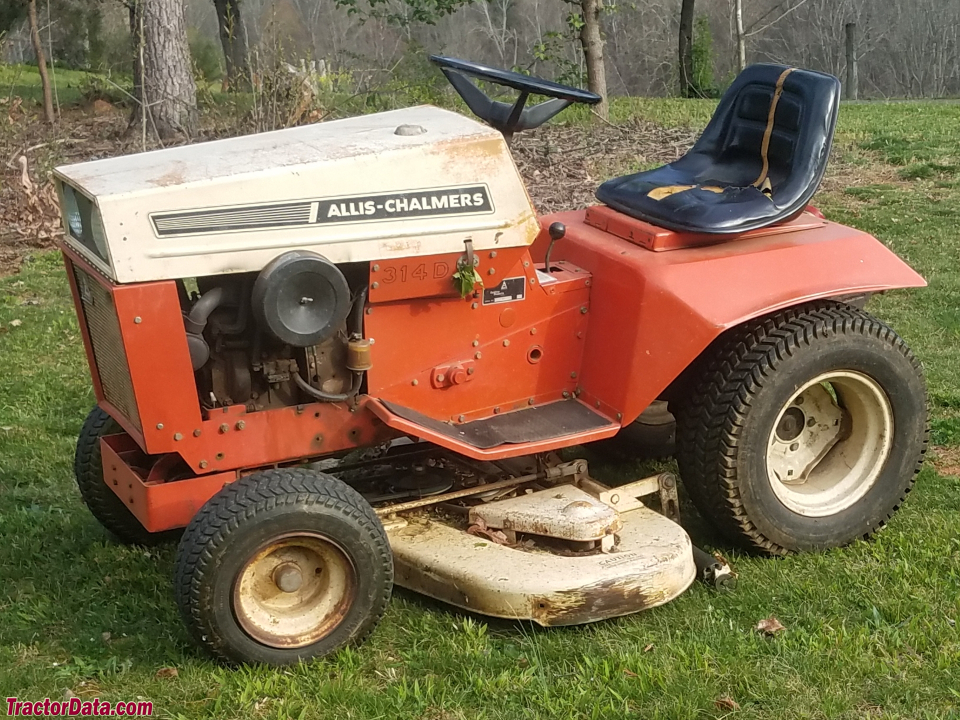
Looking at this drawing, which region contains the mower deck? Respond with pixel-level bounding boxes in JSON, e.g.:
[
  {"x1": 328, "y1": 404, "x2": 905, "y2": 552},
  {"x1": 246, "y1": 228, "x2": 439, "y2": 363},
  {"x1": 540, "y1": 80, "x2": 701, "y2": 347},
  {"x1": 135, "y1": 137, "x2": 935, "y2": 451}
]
[{"x1": 386, "y1": 501, "x2": 695, "y2": 625}]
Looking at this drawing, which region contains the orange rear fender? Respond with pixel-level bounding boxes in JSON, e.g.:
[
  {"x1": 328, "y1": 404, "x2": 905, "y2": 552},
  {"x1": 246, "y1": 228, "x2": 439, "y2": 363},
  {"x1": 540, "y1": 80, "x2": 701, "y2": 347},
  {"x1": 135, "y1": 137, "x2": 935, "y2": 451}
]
[{"x1": 537, "y1": 210, "x2": 926, "y2": 425}]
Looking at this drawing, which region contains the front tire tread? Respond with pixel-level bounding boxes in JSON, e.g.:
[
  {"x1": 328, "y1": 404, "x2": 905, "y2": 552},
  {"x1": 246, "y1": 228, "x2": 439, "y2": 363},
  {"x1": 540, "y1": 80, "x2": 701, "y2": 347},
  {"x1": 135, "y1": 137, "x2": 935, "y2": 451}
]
[{"x1": 174, "y1": 467, "x2": 393, "y2": 664}]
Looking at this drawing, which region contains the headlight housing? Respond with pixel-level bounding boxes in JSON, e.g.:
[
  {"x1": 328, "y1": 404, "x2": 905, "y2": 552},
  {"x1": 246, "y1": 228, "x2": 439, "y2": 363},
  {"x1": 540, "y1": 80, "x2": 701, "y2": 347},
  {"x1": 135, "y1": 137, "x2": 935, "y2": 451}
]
[{"x1": 60, "y1": 183, "x2": 109, "y2": 264}]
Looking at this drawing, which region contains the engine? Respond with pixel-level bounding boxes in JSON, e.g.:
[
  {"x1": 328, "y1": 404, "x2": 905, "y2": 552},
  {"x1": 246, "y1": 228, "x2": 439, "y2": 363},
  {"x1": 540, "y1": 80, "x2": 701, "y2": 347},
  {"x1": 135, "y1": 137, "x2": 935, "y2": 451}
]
[{"x1": 179, "y1": 252, "x2": 371, "y2": 414}]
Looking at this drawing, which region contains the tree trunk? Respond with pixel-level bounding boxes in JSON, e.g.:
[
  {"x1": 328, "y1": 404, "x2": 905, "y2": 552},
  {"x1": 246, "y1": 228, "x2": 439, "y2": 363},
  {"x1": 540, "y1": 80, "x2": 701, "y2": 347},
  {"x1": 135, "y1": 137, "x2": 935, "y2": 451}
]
[
  {"x1": 214, "y1": 0, "x2": 251, "y2": 91},
  {"x1": 734, "y1": 0, "x2": 745, "y2": 72},
  {"x1": 579, "y1": 0, "x2": 608, "y2": 120},
  {"x1": 129, "y1": 0, "x2": 198, "y2": 141},
  {"x1": 129, "y1": 3, "x2": 142, "y2": 116},
  {"x1": 27, "y1": 0, "x2": 54, "y2": 123},
  {"x1": 678, "y1": 0, "x2": 695, "y2": 97},
  {"x1": 86, "y1": 4, "x2": 105, "y2": 71},
  {"x1": 845, "y1": 22, "x2": 858, "y2": 100}
]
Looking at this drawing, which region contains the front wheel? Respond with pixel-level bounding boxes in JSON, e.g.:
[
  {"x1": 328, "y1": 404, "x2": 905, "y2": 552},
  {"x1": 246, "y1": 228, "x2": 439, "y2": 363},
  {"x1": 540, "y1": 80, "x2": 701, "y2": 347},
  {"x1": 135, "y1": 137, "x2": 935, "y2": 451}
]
[
  {"x1": 75, "y1": 406, "x2": 175, "y2": 545},
  {"x1": 174, "y1": 468, "x2": 393, "y2": 664},
  {"x1": 674, "y1": 302, "x2": 927, "y2": 554}
]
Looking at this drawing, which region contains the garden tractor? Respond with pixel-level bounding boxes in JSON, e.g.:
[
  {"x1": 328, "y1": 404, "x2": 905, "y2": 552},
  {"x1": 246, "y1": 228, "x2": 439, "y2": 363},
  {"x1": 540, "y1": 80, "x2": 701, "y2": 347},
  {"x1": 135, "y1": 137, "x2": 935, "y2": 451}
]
[{"x1": 54, "y1": 57, "x2": 928, "y2": 665}]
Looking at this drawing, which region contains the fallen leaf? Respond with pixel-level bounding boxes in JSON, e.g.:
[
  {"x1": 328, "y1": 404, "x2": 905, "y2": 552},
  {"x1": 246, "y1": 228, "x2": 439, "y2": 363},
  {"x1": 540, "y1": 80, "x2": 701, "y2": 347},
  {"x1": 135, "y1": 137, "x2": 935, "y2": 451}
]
[
  {"x1": 63, "y1": 689, "x2": 76, "y2": 701},
  {"x1": 715, "y1": 695, "x2": 740, "y2": 711},
  {"x1": 623, "y1": 668, "x2": 638, "y2": 677},
  {"x1": 91, "y1": 99, "x2": 116, "y2": 116},
  {"x1": 755, "y1": 616, "x2": 786, "y2": 635},
  {"x1": 101, "y1": 632, "x2": 111, "y2": 643},
  {"x1": 155, "y1": 667, "x2": 178, "y2": 679},
  {"x1": 19, "y1": 155, "x2": 33, "y2": 194},
  {"x1": 10, "y1": 319, "x2": 22, "y2": 327},
  {"x1": 643, "y1": 643, "x2": 654, "y2": 652}
]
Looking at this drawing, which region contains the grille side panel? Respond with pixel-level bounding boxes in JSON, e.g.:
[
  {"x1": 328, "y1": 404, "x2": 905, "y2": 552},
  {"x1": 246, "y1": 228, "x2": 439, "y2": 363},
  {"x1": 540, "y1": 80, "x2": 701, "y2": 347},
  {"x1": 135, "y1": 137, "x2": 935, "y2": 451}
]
[{"x1": 72, "y1": 266, "x2": 142, "y2": 431}]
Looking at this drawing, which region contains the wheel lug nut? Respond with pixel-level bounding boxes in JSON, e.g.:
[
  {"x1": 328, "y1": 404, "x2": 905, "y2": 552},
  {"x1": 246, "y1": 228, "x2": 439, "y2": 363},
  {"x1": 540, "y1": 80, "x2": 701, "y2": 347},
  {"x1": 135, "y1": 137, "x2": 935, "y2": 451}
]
[{"x1": 789, "y1": 442, "x2": 799, "y2": 451}]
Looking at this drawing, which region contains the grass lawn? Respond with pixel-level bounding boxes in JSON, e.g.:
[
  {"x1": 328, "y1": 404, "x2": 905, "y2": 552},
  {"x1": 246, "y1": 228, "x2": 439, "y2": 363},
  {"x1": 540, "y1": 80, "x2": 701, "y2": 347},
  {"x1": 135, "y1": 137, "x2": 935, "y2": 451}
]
[
  {"x1": 2, "y1": 95, "x2": 960, "y2": 719},
  {"x1": 0, "y1": 64, "x2": 106, "y2": 108}
]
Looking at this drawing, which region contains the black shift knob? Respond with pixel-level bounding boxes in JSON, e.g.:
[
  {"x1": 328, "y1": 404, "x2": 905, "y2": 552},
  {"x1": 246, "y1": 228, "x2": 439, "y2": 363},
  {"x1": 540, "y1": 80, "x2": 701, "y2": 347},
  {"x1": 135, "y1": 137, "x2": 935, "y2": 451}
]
[{"x1": 548, "y1": 222, "x2": 566, "y2": 241}]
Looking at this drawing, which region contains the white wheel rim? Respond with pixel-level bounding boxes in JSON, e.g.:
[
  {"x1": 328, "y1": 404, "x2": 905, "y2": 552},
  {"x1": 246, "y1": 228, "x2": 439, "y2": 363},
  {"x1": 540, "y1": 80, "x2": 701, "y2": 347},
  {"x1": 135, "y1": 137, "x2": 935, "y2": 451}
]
[
  {"x1": 233, "y1": 533, "x2": 355, "y2": 648},
  {"x1": 765, "y1": 370, "x2": 893, "y2": 517}
]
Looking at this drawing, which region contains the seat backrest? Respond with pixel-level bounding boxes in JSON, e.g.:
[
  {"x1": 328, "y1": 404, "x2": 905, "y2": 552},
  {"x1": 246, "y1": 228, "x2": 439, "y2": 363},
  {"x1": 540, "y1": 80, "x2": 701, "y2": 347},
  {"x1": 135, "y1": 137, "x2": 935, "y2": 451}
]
[{"x1": 686, "y1": 64, "x2": 840, "y2": 208}]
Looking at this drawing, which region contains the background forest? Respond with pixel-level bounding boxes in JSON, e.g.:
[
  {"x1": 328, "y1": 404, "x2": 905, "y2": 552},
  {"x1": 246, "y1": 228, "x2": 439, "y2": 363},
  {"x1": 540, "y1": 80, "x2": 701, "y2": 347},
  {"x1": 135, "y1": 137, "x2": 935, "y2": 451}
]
[{"x1": 2, "y1": 0, "x2": 958, "y2": 105}]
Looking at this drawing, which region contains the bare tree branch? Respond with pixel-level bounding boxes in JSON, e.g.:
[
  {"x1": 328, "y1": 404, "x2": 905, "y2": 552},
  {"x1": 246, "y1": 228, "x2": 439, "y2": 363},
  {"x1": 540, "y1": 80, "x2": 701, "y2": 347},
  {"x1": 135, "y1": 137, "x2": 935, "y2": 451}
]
[{"x1": 745, "y1": 0, "x2": 811, "y2": 38}]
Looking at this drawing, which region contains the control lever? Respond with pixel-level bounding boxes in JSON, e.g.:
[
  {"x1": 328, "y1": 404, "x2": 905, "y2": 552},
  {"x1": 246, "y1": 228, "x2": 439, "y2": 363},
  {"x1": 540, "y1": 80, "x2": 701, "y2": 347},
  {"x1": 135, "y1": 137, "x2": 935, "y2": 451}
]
[{"x1": 543, "y1": 222, "x2": 566, "y2": 274}]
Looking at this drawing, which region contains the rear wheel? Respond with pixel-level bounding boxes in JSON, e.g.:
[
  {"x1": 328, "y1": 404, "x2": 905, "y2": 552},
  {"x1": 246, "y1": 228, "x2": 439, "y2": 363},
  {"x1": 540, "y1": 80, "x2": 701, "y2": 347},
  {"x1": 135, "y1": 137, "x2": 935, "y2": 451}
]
[
  {"x1": 74, "y1": 406, "x2": 172, "y2": 545},
  {"x1": 674, "y1": 302, "x2": 927, "y2": 554},
  {"x1": 174, "y1": 468, "x2": 393, "y2": 665}
]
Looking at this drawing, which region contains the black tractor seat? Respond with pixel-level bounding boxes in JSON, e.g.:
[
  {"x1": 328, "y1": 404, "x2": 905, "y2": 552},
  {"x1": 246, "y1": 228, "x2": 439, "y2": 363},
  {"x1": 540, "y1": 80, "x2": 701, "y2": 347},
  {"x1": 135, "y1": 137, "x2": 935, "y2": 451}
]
[{"x1": 596, "y1": 64, "x2": 841, "y2": 235}]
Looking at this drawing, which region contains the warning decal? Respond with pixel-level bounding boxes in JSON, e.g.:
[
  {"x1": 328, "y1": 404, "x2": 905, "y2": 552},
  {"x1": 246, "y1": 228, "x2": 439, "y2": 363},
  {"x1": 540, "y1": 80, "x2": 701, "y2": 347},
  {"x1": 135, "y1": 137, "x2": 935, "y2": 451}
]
[{"x1": 482, "y1": 276, "x2": 526, "y2": 305}]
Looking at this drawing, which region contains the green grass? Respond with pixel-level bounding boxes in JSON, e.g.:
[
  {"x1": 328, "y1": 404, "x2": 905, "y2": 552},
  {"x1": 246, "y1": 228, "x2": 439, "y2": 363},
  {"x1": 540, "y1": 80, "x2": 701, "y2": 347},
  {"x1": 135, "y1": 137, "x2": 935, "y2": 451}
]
[
  {"x1": 3, "y1": 99, "x2": 960, "y2": 718},
  {"x1": 0, "y1": 64, "x2": 103, "y2": 107}
]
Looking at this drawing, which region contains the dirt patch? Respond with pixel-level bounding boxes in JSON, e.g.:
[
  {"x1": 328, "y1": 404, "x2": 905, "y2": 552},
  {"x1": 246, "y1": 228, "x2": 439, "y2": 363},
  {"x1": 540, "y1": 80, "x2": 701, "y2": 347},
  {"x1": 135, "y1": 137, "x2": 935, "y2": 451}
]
[
  {"x1": 513, "y1": 123, "x2": 908, "y2": 217},
  {"x1": 511, "y1": 119, "x2": 699, "y2": 215},
  {"x1": 818, "y1": 141, "x2": 910, "y2": 206},
  {"x1": 0, "y1": 103, "x2": 177, "y2": 277},
  {"x1": 930, "y1": 445, "x2": 960, "y2": 477}
]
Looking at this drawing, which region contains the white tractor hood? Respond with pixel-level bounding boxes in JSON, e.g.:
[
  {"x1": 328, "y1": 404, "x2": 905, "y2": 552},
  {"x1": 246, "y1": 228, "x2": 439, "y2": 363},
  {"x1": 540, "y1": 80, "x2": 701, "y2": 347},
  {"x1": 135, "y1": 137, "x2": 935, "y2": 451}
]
[{"x1": 54, "y1": 106, "x2": 540, "y2": 283}]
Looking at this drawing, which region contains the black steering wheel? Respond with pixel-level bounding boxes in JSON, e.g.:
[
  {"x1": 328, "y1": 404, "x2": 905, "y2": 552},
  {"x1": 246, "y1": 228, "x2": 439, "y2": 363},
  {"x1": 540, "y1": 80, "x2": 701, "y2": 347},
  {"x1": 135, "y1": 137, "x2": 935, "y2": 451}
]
[{"x1": 429, "y1": 55, "x2": 601, "y2": 137}]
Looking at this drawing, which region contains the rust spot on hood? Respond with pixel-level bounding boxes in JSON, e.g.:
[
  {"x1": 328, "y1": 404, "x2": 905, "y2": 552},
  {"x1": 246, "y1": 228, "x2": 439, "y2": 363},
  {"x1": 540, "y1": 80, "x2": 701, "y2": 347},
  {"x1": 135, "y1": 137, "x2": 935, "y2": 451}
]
[{"x1": 150, "y1": 162, "x2": 188, "y2": 187}]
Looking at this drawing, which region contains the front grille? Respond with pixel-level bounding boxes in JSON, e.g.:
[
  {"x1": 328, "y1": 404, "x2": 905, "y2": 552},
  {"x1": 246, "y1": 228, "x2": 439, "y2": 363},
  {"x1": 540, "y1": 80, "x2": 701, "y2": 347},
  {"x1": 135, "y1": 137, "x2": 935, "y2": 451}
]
[{"x1": 73, "y1": 266, "x2": 142, "y2": 431}]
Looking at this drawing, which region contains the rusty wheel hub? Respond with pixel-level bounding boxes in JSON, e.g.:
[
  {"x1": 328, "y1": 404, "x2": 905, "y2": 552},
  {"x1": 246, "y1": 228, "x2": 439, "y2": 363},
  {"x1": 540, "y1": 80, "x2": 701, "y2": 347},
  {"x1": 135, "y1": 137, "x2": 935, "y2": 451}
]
[{"x1": 233, "y1": 533, "x2": 356, "y2": 648}]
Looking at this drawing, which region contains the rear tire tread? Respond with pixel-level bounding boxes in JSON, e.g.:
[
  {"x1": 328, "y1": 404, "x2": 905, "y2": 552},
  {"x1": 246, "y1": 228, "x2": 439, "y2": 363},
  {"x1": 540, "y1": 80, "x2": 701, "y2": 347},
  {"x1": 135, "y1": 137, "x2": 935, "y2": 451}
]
[{"x1": 675, "y1": 301, "x2": 928, "y2": 554}]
